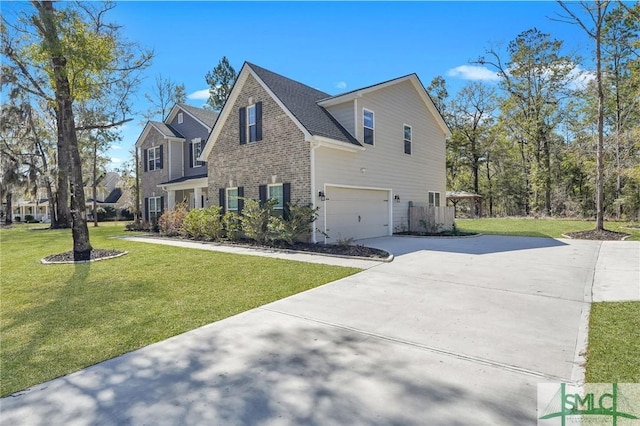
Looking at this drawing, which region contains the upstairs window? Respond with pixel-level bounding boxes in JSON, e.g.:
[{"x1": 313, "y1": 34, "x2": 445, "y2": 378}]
[
  {"x1": 363, "y1": 109, "x2": 374, "y2": 145},
  {"x1": 190, "y1": 138, "x2": 204, "y2": 168},
  {"x1": 146, "y1": 146, "x2": 162, "y2": 171},
  {"x1": 403, "y1": 124, "x2": 412, "y2": 155},
  {"x1": 177, "y1": 112, "x2": 184, "y2": 124},
  {"x1": 239, "y1": 102, "x2": 262, "y2": 144}
]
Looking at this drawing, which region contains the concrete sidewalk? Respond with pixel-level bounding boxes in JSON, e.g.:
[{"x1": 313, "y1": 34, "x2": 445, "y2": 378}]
[{"x1": 1, "y1": 236, "x2": 638, "y2": 425}]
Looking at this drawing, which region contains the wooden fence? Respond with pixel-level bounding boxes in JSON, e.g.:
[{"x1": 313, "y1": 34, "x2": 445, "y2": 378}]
[{"x1": 408, "y1": 205, "x2": 455, "y2": 233}]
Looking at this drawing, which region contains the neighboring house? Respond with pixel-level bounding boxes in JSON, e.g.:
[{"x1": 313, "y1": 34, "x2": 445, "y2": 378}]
[
  {"x1": 85, "y1": 171, "x2": 131, "y2": 220},
  {"x1": 135, "y1": 104, "x2": 218, "y2": 222},
  {"x1": 200, "y1": 62, "x2": 450, "y2": 243}
]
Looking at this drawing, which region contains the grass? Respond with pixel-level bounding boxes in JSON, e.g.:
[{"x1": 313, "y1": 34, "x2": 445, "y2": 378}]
[
  {"x1": 0, "y1": 223, "x2": 360, "y2": 397},
  {"x1": 585, "y1": 302, "x2": 640, "y2": 383},
  {"x1": 456, "y1": 217, "x2": 640, "y2": 241}
]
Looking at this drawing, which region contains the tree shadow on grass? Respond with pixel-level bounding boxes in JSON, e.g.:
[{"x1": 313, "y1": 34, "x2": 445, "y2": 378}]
[{"x1": 2, "y1": 312, "x2": 536, "y2": 425}]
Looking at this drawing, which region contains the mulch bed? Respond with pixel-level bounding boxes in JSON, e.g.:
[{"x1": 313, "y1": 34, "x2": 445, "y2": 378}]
[
  {"x1": 42, "y1": 249, "x2": 127, "y2": 264},
  {"x1": 563, "y1": 229, "x2": 631, "y2": 241},
  {"x1": 254, "y1": 241, "x2": 390, "y2": 259}
]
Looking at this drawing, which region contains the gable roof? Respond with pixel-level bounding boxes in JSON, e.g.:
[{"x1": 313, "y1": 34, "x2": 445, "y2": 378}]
[
  {"x1": 135, "y1": 121, "x2": 184, "y2": 147},
  {"x1": 166, "y1": 103, "x2": 218, "y2": 131},
  {"x1": 103, "y1": 188, "x2": 123, "y2": 204},
  {"x1": 247, "y1": 63, "x2": 359, "y2": 145}
]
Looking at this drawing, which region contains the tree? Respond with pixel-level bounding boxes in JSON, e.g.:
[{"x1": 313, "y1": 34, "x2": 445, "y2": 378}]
[
  {"x1": 143, "y1": 74, "x2": 186, "y2": 121},
  {"x1": 205, "y1": 56, "x2": 237, "y2": 111},
  {"x1": 478, "y1": 28, "x2": 575, "y2": 215},
  {"x1": 2, "y1": 1, "x2": 152, "y2": 260}
]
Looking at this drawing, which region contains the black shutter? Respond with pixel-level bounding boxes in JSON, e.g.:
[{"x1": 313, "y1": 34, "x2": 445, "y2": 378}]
[
  {"x1": 255, "y1": 101, "x2": 262, "y2": 141},
  {"x1": 219, "y1": 188, "x2": 226, "y2": 213},
  {"x1": 143, "y1": 149, "x2": 148, "y2": 172},
  {"x1": 237, "y1": 186, "x2": 244, "y2": 213},
  {"x1": 239, "y1": 107, "x2": 246, "y2": 145},
  {"x1": 259, "y1": 185, "x2": 267, "y2": 205},
  {"x1": 189, "y1": 143, "x2": 194, "y2": 168},
  {"x1": 144, "y1": 197, "x2": 149, "y2": 221},
  {"x1": 159, "y1": 145, "x2": 164, "y2": 169},
  {"x1": 160, "y1": 196, "x2": 164, "y2": 214},
  {"x1": 283, "y1": 183, "x2": 291, "y2": 221}
]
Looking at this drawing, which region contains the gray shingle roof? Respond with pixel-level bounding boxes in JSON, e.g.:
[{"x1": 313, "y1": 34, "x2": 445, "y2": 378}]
[
  {"x1": 178, "y1": 104, "x2": 218, "y2": 128},
  {"x1": 160, "y1": 173, "x2": 208, "y2": 185},
  {"x1": 103, "y1": 188, "x2": 123, "y2": 204},
  {"x1": 247, "y1": 63, "x2": 360, "y2": 146},
  {"x1": 151, "y1": 121, "x2": 184, "y2": 138}
]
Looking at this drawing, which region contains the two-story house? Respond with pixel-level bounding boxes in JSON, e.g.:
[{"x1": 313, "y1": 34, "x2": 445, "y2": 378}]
[
  {"x1": 136, "y1": 104, "x2": 218, "y2": 222},
  {"x1": 200, "y1": 62, "x2": 450, "y2": 243}
]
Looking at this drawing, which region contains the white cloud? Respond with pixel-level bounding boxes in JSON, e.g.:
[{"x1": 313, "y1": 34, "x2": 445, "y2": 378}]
[
  {"x1": 335, "y1": 81, "x2": 347, "y2": 90},
  {"x1": 111, "y1": 145, "x2": 122, "y2": 150},
  {"x1": 447, "y1": 65, "x2": 500, "y2": 82},
  {"x1": 568, "y1": 65, "x2": 594, "y2": 90},
  {"x1": 110, "y1": 157, "x2": 122, "y2": 164},
  {"x1": 188, "y1": 89, "x2": 210, "y2": 100}
]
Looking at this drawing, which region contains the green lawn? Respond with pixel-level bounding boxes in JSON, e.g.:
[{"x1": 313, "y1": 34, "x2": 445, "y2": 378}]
[
  {"x1": 456, "y1": 217, "x2": 640, "y2": 241},
  {"x1": 0, "y1": 223, "x2": 360, "y2": 397},
  {"x1": 585, "y1": 302, "x2": 640, "y2": 383}
]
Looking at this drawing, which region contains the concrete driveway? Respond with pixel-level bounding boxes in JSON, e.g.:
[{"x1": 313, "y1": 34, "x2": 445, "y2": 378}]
[{"x1": 2, "y1": 235, "x2": 638, "y2": 425}]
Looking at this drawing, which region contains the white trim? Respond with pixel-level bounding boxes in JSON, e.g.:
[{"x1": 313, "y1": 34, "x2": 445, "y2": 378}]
[
  {"x1": 135, "y1": 122, "x2": 185, "y2": 147},
  {"x1": 158, "y1": 177, "x2": 208, "y2": 192},
  {"x1": 166, "y1": 104, "x2": 213, "y2": 132},
  {"x1": 247, "y1": 104, "x2": 257, "y2": 143},
  {"x1": 191, "y1": 137, "x2": 203, "y2": 168},
  {"x1": 310, "y1": 141, "x2": 319, "y2": 243},
  {"x1": 428, "y1": 191, "x2": 441, "y2": 207},
  {"x1": 147, "y1": 146, "x2": 161, "y2": 171},
  {"x1": 363, "y1": 108, "x2": 375, "y2": 146},
  {"x1": 310, "y1": 135, "x2": 365, "y2": 152},
  {"x1": 353, "y1": 98, "x2": 358, "y2": 140},
  {"x1": 177, "y1": 112, "x2": 184, "y2": 124},
  {"x1": 322, "y1": 184, "x2": 393, "y2": 243},
  {"x1": 200, "y1": 63, "x2": 313, "y2": 161},
  {"x1": 403, "y1": 123, "x2": 412, "y2": 156}
]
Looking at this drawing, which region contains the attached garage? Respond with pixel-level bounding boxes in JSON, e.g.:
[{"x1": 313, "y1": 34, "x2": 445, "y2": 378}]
[{"x1": 324, "y1": 186, "x2": 391, "y2": 242}]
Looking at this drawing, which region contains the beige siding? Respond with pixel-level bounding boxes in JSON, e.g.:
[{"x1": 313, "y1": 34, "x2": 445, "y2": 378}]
[
  {"x1": 315, "y1": 79, "x2": 447, "y2": 234},
  {"x1": 325, "y1": 100, "x2": 356, "y2": 137}
]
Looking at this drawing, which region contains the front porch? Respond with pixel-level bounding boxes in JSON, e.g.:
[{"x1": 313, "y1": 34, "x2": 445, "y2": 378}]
[{"x1": 159, "y1": 175, "x2": 209, "y2": 211}]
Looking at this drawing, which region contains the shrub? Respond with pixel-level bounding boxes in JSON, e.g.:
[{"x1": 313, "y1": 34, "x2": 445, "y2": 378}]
[
  {"x1": 241, "y1": 199, "x2": 277, "y2": 243},
  {"x1": 158, "y1": 202, "x2": 188, "y2": 237},
  {"x1": 25, "y1": 214, "x2": 34, "y2": 222},
  {"x1": 125, "y1": 221, "x2": 151, "y2": 232},
  {"x1": 15, "y1": 216, "x2": 21, "y2": 222},
  {"x1": 222, "y1": 211, "x2": 242, "y2": 241},
  {"x1": 183, "y1": 206, "x2": 224, "y2": 241},
  {"x1": 268, "y1": 203, "x2": 318, "y2": 245}
]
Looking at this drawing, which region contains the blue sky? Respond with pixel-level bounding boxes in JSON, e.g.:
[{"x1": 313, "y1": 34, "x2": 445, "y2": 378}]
[{"x1": 4, "y1": 1, "x2": 596, "y2": 170}]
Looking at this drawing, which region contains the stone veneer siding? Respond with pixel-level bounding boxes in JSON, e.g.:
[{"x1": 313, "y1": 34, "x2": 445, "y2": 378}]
[
  {"x1": 207, "y1": 74, "x2": 311, "y2": 206},
  {"x1": 139, "y1": 127, "x2": 169, "y2": 216}
]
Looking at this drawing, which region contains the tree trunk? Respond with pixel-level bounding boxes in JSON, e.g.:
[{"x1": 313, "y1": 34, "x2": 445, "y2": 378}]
[
  {"x1": 37, "y1": 1, "x2": 92, "y2": 260},
  {"x1": 51, "y1": 140, "x2": 71, "y2": 229},
  {"x1": 93, "y1": 141, "x2": 98, "y2": 227},
  {"x1": 5, "y1": 192, "x2": 13, "y2": 225},
  {"x1": 595, "y1": 4, "x2": 605, "y2": 231}
]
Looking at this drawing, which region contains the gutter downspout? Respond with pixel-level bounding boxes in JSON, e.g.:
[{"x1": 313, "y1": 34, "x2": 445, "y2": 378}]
[{"x1": 310, "y1": 140, "x2": 319, "y2": 244}]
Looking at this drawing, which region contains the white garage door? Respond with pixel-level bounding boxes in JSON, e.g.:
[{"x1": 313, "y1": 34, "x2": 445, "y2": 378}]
[{"x1": 325, "y1": 186, "x2": 390, "y2": 241}]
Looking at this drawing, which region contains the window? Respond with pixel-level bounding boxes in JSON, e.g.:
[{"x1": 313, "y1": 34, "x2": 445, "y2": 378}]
[
  {"x1": 363, "y1": 109, "x2": 374, "y2": 145},
  {"x1": 147, "y1": 146, "x2": 161, "y2": 171},
  {"x1": 226, "y1": 187, "x2": 239, "y2": 211},
  {"x1": 268, "y1": 184, "x2": 284, "y2": 209},
  {"x1": 428, "y1": 191, "x2": 441, "y2": 207},
  {"x1": 149, "y1": 196, "x2": 162, "y2": 221},
  {"x1": 248, "y1": 105, "x2": 257, "y2": 142},
  {"x1": 191, "y1": 138, "x2": 203, "y2": 168},
  {"x1": 239, "y1": 102, "x2": 262, "y2": 144},
  {"x1": 403, "y1": 124, "x2": 412, "y2": 155},
  {"x1": 177, "y1": 112, "x2": 184, "y2": 124}
]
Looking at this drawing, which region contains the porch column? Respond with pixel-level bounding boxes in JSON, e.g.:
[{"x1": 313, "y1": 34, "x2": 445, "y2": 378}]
[
  {"x1": 167, "y1": 190, "x2": 176, "y2": 210},
  {"x1": 194, "y1": 187, "x2": 202, "y2": 209}
]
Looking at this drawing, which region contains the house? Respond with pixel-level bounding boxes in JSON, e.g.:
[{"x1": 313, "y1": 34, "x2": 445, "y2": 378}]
[
  {"x1": 85, "y1": 171, "x2": 132, "y2": 220},
  {"x1": 136, "y1": 104, "x2": 218, "y2": 222},
  {"x1": 200, "y1": 62, "x2": 451, "y2": 243}
]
